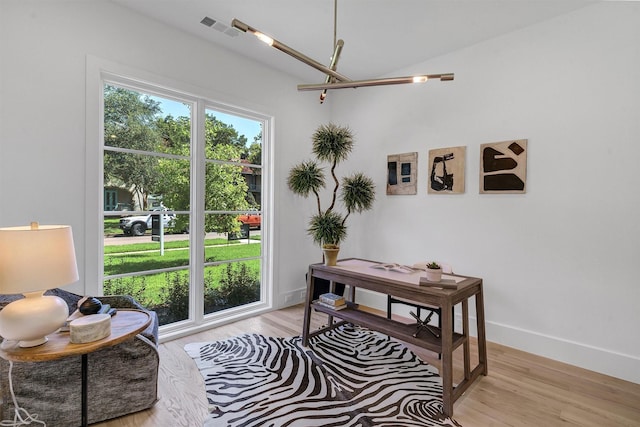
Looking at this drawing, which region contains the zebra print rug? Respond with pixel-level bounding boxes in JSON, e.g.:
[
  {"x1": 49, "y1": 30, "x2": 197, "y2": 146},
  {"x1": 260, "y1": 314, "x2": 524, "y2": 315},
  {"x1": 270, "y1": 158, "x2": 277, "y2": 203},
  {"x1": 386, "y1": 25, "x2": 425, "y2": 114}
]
[{"x1": 185, "y1": 325, "x2": 461, "y2": 427}]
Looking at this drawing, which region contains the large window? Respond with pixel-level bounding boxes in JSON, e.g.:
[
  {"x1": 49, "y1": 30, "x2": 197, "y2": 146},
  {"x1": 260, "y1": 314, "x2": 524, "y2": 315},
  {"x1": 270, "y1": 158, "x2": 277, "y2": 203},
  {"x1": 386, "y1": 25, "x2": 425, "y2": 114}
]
[{"x1": 101, "y1": 77, "x2": 269, "y2": 334}]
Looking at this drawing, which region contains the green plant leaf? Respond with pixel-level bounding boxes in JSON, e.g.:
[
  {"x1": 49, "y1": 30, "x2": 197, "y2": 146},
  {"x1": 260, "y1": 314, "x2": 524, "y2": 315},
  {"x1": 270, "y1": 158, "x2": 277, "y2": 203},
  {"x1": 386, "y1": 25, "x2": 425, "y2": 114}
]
[
  {"x1": 311, "y1": 123, "x2": 354, "y2": 164},
  {"x1": 288, "y1": 122, "x2": 376, "y2": 248},
  {"x1": 342, "y1": 172, "x2": 376, "y2": 213},
  {"x1": 308, "y1": 211, "x2": 347, "y2": 246},
  {"x1": 287, "y1": 160, "x2": 325, "y2": 196}
]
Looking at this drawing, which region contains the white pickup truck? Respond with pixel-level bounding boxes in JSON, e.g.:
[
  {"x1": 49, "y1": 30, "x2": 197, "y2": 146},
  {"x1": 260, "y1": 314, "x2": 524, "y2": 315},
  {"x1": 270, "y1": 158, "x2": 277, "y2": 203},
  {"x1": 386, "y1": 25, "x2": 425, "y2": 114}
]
[{"x1": 119, "y1": 207, "x2": 176, "y2": 236}]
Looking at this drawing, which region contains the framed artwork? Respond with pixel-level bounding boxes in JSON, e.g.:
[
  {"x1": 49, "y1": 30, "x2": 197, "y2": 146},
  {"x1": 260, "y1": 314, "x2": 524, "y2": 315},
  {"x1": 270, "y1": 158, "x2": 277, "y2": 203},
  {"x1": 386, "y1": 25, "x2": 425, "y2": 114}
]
[
  {"x1": 427, "y1": 146, "x2": 466, "y2": 194},
  {"x1": 480, "y1": 139, "x2": 527, "y2": 194},
  {"x1": 387, "y1": 152, "x2": 417, "y2": 195}
]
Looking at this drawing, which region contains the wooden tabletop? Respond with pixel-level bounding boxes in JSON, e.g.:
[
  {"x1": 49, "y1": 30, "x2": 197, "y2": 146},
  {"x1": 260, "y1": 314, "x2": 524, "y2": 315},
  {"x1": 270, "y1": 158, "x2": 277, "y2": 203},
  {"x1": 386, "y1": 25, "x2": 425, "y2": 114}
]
[
  {"x1": 310, "y1": 258, "x2": 483, "y2": 305},
  {"x1": 0, "y1": 309, "x2": 151, "y2": 362}
]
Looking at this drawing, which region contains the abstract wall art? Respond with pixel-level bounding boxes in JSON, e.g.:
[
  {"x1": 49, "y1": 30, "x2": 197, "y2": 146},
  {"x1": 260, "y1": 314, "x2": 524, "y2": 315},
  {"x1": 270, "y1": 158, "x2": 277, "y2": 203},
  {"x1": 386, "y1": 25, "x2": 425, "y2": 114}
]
[
  {"x1": 427, "y1": 146, "x2": 466, "y2": 194},
  {"x1": 387, "y1": 152, "x2": 417, "y2": 195},
  {"x1": 479, "y1": 139, "x2": 528, "y2": 194}
]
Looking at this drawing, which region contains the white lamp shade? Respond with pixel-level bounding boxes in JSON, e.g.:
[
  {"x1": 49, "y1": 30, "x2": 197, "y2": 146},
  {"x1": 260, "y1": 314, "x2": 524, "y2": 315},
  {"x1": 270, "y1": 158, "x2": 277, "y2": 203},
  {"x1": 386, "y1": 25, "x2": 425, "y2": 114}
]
[
  {"x1": 0, "y1": 223, "x2": 78, "y2": 347},
  {"x1": 0, "y1": 224, "x2": 79, "y2": 294}
]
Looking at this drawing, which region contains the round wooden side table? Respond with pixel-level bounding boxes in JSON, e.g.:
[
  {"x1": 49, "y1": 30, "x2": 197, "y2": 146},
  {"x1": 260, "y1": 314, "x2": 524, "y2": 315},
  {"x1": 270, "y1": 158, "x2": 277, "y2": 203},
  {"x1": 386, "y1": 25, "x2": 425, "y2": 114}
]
[{"x1": 0, "y1": 309, "x2": 151, "y2": 427}]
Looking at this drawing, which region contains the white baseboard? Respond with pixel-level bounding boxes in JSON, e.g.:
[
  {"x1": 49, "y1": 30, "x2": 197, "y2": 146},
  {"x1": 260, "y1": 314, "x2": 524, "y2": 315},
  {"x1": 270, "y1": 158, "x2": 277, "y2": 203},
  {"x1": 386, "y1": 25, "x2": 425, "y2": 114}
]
[
  {"x1": 487, "y1": 320, "x2": 640, "y2": 385},
  {"x1": 280, "y1": 287, "x2": 307, "y2": 307},
  {"x1": 354, "y1": 288, "x2": 640, "y2": 385}
]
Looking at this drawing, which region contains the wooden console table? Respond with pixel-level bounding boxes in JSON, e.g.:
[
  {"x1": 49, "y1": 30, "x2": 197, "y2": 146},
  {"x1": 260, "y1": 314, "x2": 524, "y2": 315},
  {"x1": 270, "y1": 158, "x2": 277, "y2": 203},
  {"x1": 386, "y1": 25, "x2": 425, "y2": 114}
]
[
  {"x1": 302, "y1": 258, "x2": 487, "y2": 417},
  {"x1": 0, "y1": 309, "x2": 151, "y2": 427}
]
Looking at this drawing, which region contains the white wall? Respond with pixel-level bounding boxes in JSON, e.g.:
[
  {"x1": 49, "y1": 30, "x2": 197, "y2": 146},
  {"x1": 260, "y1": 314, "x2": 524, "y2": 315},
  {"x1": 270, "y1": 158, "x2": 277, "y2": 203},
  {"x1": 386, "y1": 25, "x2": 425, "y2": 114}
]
[
  {"x1": 1, "y1": 1, "x2": 638, "y2": 384},
  {"x1": 0, "y1": 0, "x2": 329, "y2": 306},
  {"x1": 330, "y1": 2, "x2": 640, "y2": 383}
]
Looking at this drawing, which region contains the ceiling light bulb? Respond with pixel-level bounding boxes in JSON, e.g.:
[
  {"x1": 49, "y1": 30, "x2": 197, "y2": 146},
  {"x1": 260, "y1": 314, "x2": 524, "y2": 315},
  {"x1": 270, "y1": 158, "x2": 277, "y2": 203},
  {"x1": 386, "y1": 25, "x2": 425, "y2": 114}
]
[
  {"x1": 253, "y1": 31, "x2": 274, "y2": 46},
  {"x1": 412, "y1": 76, "x2": 428, "y2": 83}
]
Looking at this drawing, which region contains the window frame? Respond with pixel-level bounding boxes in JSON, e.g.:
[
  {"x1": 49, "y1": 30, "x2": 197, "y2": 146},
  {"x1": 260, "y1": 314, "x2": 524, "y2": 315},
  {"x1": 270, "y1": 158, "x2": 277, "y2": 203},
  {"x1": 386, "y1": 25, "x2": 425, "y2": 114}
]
[{"x1": 86, "y1": 57, "x2": 274, "y2": 341}]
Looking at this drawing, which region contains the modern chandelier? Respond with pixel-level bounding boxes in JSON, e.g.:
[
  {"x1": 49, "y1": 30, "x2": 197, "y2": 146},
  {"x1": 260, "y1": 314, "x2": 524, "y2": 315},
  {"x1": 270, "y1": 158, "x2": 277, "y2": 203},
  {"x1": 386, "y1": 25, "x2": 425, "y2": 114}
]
[{"x1": 231, "y1": 0, "x2": 454, "y2": 103}]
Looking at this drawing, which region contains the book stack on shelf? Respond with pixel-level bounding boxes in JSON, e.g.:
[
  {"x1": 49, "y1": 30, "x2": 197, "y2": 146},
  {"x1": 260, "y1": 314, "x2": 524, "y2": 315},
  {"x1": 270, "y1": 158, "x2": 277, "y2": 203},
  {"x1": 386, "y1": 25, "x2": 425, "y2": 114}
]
[{"x1": 315, "y1": 292, "x2": 347, "y2": 311}]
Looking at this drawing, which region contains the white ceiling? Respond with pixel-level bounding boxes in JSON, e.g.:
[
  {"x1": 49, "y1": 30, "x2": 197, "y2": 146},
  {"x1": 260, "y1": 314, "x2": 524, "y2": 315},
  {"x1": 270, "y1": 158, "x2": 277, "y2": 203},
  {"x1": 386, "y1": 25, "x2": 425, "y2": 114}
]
[{"x1": 112, "y1": 0, "x2": 598, "y2": 82}]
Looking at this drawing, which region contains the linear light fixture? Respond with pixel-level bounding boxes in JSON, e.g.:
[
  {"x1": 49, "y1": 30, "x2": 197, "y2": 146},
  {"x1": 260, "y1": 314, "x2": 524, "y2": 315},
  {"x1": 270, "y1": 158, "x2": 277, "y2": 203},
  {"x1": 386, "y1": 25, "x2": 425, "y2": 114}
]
[
  {"x1": 319, "y1": 39, "x2": 344, "y2": 103},
  {"x1": 299, "y1": 74, "x2": 454, "y2": 91},
  {"x1": 230, "y1": 2, "x2": 453, "y2": 101},
  {"x1": 231, "y1": 19, "x2": 350, "y2": 83}
]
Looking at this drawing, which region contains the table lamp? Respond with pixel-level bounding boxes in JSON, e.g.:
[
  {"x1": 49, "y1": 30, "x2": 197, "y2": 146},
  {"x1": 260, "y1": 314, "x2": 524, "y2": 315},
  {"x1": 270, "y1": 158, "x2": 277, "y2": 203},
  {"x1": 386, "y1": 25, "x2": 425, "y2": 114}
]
[{"x1": 0, "y1": 222, "x2": 79, "y2": 347}]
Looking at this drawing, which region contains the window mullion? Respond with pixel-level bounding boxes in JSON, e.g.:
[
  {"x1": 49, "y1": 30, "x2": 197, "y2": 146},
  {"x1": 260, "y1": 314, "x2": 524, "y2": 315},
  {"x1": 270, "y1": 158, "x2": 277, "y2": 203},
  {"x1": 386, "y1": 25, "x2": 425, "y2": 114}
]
[{"x1": 189, "y1": 99, "x2": 206, "y2": 324}]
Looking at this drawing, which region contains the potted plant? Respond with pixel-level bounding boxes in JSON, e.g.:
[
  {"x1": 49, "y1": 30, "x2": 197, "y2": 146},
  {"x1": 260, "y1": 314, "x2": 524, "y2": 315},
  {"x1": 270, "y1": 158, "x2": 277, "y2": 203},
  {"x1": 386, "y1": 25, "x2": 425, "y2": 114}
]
[
  {"x1": 425, "y1": 261, "x2": 442, "y2": 282},
  {"x1": 287, "y1": 123, "x2": 375, "y2": 266}
]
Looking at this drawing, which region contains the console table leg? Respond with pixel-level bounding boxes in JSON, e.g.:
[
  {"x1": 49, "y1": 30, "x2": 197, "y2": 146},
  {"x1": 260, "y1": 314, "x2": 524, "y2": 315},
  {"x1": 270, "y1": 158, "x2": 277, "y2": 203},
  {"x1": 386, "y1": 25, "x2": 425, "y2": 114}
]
[
  {"x1": 475, "y1": 285, "x2": 488, "y2": 375},
  {"x1": 440, "y1": 301, "x2": 454, "y2": 417},
  {"x1": 81, "y1": 353, "x2": 88, "y2": 427},
  {"x1": 302, "y1": 267, "x2": 315, "y2": 346},
  {"x1": 462, "y1": 299, "x2": 471, "y2": 380}
]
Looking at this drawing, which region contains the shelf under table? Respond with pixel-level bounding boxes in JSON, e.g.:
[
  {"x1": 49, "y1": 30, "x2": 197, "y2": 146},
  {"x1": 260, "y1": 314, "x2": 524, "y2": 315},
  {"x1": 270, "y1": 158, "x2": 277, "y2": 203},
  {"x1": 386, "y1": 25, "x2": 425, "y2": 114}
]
[{"x1": 310, "y1": 302, "x2": 466, "y2": 353}]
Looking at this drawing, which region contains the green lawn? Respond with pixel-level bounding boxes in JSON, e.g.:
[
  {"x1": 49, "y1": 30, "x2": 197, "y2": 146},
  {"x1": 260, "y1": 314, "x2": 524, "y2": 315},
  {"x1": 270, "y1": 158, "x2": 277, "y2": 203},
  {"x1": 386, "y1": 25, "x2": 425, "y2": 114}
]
[
  {"x1": 104, "y1": 217, "x2": 122, "y2": 235},
  {"x1": 105, "y1": 241, "x2": 260, "y2": 275},
  {"x1": 103, "y1": 238, "x2": 261, "y2": 306},
  {"x1": 104, "y1": 236, "x2": 237, "y2": 254}
]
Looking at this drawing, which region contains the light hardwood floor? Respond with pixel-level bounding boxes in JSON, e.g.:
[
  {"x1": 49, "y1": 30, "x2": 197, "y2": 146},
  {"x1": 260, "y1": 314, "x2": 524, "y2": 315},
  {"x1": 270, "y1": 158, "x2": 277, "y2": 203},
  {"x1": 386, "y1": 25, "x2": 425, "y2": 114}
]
[{"x1": 96, "y1": 305, "x2": 640, "y2": 427}]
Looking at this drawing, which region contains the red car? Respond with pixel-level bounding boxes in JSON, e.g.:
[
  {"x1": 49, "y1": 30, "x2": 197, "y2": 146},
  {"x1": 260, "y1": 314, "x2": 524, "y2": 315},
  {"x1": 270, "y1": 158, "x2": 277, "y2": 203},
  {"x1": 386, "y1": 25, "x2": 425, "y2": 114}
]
[{"x1": 237, "y1": 212, "x2": 261, "y2": 229}]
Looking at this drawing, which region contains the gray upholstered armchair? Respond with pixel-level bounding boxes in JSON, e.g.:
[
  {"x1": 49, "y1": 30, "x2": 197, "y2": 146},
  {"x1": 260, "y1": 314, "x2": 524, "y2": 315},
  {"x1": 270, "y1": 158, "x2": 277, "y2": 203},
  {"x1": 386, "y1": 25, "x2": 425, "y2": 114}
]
[{"x1": 0, "y1": 289, "x2": 159, "y2": 427}]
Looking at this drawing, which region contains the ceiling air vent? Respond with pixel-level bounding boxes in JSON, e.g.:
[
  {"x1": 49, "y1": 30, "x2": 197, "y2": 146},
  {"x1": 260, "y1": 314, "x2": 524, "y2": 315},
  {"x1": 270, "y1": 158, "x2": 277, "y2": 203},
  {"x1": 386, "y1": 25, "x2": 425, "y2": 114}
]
[
  {"x1": 200, "y1": 16, "x2": 239, "y2": 37},
  {"x1": 200, "y1": 16, "x2": 215, "y2": 27}
]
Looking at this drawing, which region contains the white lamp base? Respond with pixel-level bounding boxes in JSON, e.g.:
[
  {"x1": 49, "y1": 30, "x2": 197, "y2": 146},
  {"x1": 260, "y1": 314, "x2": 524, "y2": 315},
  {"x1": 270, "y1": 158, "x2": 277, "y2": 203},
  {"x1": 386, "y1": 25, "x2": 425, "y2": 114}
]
[{"x1": 0, "y1": 291, "x2": 69, "y2": 347}]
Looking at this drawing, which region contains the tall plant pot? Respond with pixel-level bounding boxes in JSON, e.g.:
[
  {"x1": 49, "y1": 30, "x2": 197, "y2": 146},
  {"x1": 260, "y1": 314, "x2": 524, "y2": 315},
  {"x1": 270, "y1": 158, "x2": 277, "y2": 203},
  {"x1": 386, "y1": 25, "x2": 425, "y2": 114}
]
[{"x1": 322, "y1": 247, "x2": 340, "y2": 266}]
